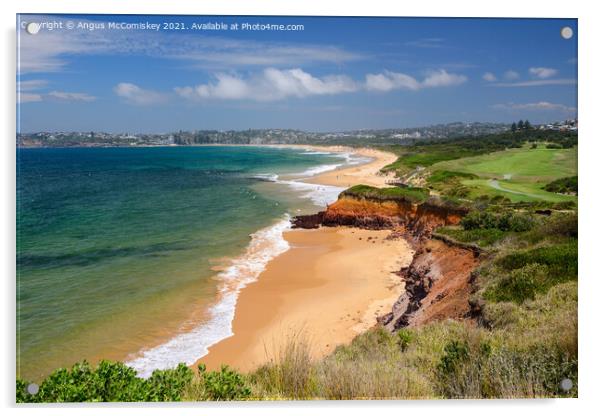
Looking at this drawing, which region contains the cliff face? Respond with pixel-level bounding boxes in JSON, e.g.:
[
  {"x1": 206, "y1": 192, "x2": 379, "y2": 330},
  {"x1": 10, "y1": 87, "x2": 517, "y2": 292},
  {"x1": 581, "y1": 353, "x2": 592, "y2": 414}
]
[
  {"x1": 292, "y1": 193, "x2": 480, "y2": 330},
  {"x1": 379, "y1": 238, "x2": 481, "y2": 330},
  {"x1": 293, "y1": 195, "x2": 467, "y2": 238}
]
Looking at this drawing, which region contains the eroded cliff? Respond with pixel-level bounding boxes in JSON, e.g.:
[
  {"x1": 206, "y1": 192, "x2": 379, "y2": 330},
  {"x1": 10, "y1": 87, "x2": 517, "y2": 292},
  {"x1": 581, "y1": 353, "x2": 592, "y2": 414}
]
[{"x1": 292, "y1": 191, "x2": 481, "y2": 330}]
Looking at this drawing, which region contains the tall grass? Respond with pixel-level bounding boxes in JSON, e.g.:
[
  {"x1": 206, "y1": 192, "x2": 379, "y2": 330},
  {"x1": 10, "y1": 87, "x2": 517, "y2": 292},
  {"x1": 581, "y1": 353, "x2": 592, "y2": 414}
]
[
  {"x1": 245, "y1": 278, "x2": 577, "y2": 400},
  {"x1": 248, "y1": 330, "x2": 316, "y2": 399}
]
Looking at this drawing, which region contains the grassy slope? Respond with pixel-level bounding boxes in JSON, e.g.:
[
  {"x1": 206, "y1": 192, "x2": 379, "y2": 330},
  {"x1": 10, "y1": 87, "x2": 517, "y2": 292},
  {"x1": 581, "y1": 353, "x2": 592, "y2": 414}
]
[{"x1": 430, "y1": 146, "x2": 577, "y2": 202}]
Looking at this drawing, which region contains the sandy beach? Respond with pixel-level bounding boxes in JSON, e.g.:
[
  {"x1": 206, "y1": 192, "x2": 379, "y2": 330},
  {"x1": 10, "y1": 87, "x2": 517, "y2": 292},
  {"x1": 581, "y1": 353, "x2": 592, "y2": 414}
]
[
  {"x1": 196, "y1": 143, "x2": 398, "y2": 188},
  {"x1": 198, "y1": 145, "x2": 410, "y2": 372},
  {"x1": 307, "y1": 146, "x2": 398, "y2": 188},
  {"x1": 200, "y1": 227, "x2": 413, "y2": 372},
  {"x1": 270, "y1": 144, "x2": 398, "y2": 188}
]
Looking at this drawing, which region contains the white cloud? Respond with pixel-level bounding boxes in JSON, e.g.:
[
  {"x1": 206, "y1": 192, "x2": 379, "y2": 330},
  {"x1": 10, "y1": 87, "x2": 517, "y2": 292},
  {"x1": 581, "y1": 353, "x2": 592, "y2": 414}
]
[
  {"x1": 404, "y1": 38, "x2": 444, "y2": 48},
  {"x1": 365, "y1": 71, "x2": 421, "y2": 91},
  {"x1": 18, "y1": 93, "x2": 43, "y2": 103},
  {"x1": 490, "y1": 79, "x2": 577, "y2": 87},
  {"x1": 114, "y1": 83, "x2": 167, "y2": 105},
  {"x1": 482, "y1": 72, "x2": 497, "y2": 82},
  {"x1": 422, "y1": 69, "x2": 467, "y2": 88},
  {"x1": 48, "y1": 91, "x2": 96, "y2": 102},
  {"x1": 17, "y1": 79, "x2": 46, "y2": 103},
  {"x1": 18, "y1": 16, "x2": 363, "y2": 74},
  {"x1": 529, "y1": 67, "x2": 558, "y2": 79},
  {"x1": 184, "y1": 45, "x2": 362, "y2": 69},
  {"x1": 175, "y1": 68, "x2": 358, "y2": 102},
  {"x1": 504, "y1": 70, "x2": 520, "y2": 80},
  {"x1": 493, "y1": 101, "x2": 576, "y2": 113},
  {"x1": 365, "y1": 69, "x2": 466, "y2": 92},
  {"x1": 17, "y1": 79, "x2": 96, "y2": 103},
  {"x1": 18, "y1": 79, "x2": 48, "y2": 91},
  {"x1": 176, "y1": 68, "x2": 468, "y2": 101}
]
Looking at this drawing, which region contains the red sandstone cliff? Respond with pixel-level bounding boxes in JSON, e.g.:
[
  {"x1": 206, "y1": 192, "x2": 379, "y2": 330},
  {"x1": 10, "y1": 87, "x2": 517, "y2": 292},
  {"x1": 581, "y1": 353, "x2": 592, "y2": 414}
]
[
  {"x1": 292, "y1": 193, "x2": 481, "y2": 330},
  {"x1": 293, "y1": 195, "x2": 467, "y2": 237}
]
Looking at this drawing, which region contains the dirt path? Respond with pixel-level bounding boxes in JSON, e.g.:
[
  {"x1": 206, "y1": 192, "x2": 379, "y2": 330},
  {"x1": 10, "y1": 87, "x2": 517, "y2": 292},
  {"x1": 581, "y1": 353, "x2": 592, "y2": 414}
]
[{"x1": 488, "y1": 179, "x2": 541, "y2": 199}]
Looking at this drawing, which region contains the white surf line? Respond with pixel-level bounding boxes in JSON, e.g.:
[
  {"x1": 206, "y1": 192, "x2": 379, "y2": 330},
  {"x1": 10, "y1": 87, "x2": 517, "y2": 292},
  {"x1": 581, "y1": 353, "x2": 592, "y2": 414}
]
[
  {"x1": 125, "y1": 148, "x2": 375, "y2": 377},
  {"x1": 125, "y1": 216, "x2": 292, "y2": 378}
]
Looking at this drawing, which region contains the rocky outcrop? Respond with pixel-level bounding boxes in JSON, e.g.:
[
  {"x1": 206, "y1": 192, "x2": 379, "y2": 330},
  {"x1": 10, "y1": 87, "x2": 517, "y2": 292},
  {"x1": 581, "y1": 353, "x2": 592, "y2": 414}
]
[{"x1": 378, "y1": 238, "x2": 482, "y2": 330}]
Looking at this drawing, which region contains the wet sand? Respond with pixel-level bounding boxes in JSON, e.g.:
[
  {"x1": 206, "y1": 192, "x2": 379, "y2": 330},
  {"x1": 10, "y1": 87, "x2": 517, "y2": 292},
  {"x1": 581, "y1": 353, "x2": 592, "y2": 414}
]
[{"x1": 199, "y1": 227, "x2": 413, "y2": 372}]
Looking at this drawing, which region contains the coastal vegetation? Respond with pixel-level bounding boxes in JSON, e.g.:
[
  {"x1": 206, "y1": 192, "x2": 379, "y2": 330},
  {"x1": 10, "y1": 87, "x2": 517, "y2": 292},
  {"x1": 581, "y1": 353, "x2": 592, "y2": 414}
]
[
  {"x1": 18, "y1": 220, "x2": 577, "y2": 401},
  {"x1": 16, "y1": 127, "x2": 577, "y2": 401},
  {"x1": 341, "y1": 184, "x2": 430, "y2": 204},
  {"x1": 544, "y1": 176, "x2": 578, "y2": 195}
]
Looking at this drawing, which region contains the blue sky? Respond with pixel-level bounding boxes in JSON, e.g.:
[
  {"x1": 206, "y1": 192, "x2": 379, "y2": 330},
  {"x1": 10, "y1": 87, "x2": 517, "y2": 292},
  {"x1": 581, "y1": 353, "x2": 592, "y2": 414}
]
[{"x1": 17, "y1": 15, "x2": 577, "y2": 133}]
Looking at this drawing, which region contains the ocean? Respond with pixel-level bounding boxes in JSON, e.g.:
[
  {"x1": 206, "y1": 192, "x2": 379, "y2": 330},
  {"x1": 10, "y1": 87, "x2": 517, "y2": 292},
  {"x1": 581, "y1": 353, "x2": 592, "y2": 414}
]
[{"x1": 16, "y1": 145, "x2": 366, "y2": 380}]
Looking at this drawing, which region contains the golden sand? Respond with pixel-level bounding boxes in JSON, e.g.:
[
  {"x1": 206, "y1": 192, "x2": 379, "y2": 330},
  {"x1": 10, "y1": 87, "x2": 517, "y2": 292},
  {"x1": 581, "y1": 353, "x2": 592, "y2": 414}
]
[
  {"x1": 200, "y1": 227, "x2": 413, "y2": 372},
  {"x1": 197, "y1": 145, "x2": 406, "y2": 371},
  {"x1": 268, "y1": 144, "x2": 398, "y2": 188},
  {"x1": 307, "y1": 146, "x2": 398, "y2": 188}
]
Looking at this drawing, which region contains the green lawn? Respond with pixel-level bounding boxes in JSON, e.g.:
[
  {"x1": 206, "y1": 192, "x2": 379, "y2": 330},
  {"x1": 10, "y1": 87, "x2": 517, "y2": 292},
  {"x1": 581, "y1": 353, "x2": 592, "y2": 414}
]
[{"x1": 430, "y1": 146, "x2": 577, "y2": 202}]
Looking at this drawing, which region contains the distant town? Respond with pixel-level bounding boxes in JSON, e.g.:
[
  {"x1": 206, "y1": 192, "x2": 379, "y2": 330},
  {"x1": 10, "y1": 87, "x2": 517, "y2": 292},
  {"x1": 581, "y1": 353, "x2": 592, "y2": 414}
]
[{"x1": 17, "y1": 120, "x2": 577, "y2": 148}]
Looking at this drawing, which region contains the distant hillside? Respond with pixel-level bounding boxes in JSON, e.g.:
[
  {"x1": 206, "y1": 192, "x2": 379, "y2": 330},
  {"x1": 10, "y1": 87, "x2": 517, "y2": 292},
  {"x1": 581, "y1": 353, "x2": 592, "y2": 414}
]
[{"x1": 16, "y1": 122, "x2": 510, "y2": 148}]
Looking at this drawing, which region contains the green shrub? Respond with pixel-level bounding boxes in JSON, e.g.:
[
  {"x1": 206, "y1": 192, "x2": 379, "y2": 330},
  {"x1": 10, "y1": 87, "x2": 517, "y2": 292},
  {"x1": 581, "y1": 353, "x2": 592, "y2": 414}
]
[
  {"x1": 546, "y1": 213, "x2": 578, "y2": 238},
  {"x1": 505, "y1": 213, "x2": 537, "y2": 232},
  {"x1": 146, "y1": 364, "x2": 194, "y2": 401},
  {"x1": 461, "y1": 211, "x2": 498, "y2": 230},
  {"x1": 16, "y1": 379, "x2": 29, "y2": 403},
  {"x1": 529, "y1": 212, "x2": 577, "y2": 240},
  {"x1": 496, "y1": 242, "x2": 577, "y2": 279},
  {"x1": 196, "y1": 364, "x2": 251, "y2": 401},
  {"x1": 397, "y1": 329, "x2": 413, "y2": 352},
  {"x1": 16, "y1": 360, "x2": 194, "y2": 403},
  {"x1": 484, "y1": 264, "x2": 549, "y2": 303},
  {"x1": 544, "y1": 176, "x2": 577, "y2": 195},
  {"x1": 483, "y1": 240, "x2": 578, "y2": 304},
  {"x1": 461, "y1": 211, "x2": 536, "y2": 232},
  {"x1": 438, "y1": 340, "x2": 470, "y2": 375},
  {"x1": 546, "y1": 143, "x2": 563, "y2": 149}
]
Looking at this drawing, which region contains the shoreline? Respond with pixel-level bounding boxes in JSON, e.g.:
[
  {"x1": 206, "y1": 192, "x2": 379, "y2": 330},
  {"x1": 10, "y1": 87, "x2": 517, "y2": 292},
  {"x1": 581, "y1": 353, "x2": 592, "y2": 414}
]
[
  {"x1": 196, "y1": 145, "x2": 407, "y2": 372},
  {"x1": 199, "y1": 227, "x2": 413, "y2": 372},
  {"x1": 266, "y1": 144, "x2": 398, "y2": 188},
  {"x1": 124, "y1": 144, "x2": 402, "y2": 376}
]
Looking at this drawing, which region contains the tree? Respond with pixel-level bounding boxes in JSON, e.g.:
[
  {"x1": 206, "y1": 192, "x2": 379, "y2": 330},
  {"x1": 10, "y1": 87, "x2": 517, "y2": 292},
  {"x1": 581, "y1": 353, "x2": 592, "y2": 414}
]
[
  {"x1": 517, "y1": 120, "x2": 524, "y2": 130},
  {"x1": 524, "y1": 120, "x2": 532, "y2": 130},
  {"x1": 511, "y1": 122, "x2": 517, "y2": 132}
]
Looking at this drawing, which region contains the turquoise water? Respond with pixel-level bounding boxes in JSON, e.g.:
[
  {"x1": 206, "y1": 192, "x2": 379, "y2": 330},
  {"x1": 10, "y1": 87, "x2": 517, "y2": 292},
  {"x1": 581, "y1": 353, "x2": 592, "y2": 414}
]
[{"x1": 17, "y1": 146, "x2": 351, "y2": 380}]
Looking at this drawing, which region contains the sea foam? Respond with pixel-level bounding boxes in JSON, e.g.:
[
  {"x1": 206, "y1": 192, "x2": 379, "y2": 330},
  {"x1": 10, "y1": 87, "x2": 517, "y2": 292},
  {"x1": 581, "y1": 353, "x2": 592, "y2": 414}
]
[
  {"x1": 251, "y1": 149, "x2": 371, "y2": 208},
  {"x1": 125, "y1": 216, "x2": 291, "y2": 378},
  {"x1": 126, "y1": 149, "x2": 368, "y2": 376}
]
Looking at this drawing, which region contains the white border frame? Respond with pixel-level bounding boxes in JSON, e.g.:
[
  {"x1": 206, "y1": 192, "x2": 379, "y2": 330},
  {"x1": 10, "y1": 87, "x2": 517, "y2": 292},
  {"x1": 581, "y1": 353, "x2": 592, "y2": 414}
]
[{"x1": 2, "y1": 1, "x2": 599, "y2": 415}]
